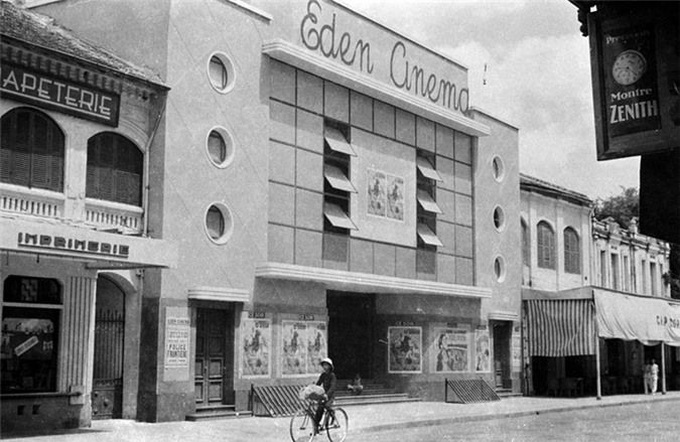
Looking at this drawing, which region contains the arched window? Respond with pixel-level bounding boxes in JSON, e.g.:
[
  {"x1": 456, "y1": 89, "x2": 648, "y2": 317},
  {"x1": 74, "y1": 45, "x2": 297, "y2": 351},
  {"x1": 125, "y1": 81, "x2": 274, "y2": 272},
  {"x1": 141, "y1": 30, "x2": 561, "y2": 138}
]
[
  {"x1": 537, "y1": 221, "x2": 555, "y2": 269},
  {"x1": 521, "y1": 219, "x2": 530, "y2": 267},
  {"x1": 1, "y1": 107, "x2": 64, "y2": 192},
  {"x1": 87, "y1": 133, "x2": 143, "y2": 206},
  {"x1": 564, "y1": 227, "x2": 581, "y2": 274}
]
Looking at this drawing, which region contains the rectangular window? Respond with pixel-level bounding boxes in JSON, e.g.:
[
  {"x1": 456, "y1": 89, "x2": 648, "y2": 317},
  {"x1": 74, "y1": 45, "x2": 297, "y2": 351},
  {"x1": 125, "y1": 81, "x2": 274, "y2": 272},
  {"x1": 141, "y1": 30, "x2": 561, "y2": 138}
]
[
  {"x1": 623, "y1": 255, "x2": 630, "y2": 292},
  {"x1": 641, "y1": 259, "x2": 647, "y2": 294},
  {"x1": 1, "y1": 276, "x2": 62, "y2": 394},
  {"x1": 651, "y1": 262, "x2": 658, "y2": 296},
  {"x1": 600, "y1": 250, "x2": 607, "y2": 286},
  {"x1": 416, "y1": 149, "x2": 441, "y2": 275},
  {"x1": 611, "y1": 254, "x2": 619, "y2": 291}
]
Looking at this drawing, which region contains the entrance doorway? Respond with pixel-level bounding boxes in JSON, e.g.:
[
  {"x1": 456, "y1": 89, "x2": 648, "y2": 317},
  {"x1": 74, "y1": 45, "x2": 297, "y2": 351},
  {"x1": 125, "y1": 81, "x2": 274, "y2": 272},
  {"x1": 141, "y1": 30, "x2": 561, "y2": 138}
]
[
  {"x1": 92, "y1": 276, "x2": 125, "y2": 419},
  {"x1": 327, "y1": 292, "x2": 374, "y2": 380},
  {"x1": 492, "y1": 321, "x2": 512, "y2": 389},
  {"x1": 195, "y1": 308, "x2": 234, "y2": 407}
]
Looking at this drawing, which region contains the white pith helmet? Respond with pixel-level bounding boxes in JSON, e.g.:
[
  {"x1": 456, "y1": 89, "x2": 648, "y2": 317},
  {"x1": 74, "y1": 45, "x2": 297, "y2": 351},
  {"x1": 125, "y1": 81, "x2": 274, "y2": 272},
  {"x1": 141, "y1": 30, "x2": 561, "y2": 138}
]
[{"x1": 320, "y1": 357, "x2": 334, "y2": 369}]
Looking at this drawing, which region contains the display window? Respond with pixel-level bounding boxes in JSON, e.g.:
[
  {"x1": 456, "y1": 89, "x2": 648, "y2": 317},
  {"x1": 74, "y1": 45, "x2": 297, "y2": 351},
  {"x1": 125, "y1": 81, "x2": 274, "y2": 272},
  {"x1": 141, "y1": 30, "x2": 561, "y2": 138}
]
[{"x1": 1, "y1": 276, "x2": 61, "y2": 394}]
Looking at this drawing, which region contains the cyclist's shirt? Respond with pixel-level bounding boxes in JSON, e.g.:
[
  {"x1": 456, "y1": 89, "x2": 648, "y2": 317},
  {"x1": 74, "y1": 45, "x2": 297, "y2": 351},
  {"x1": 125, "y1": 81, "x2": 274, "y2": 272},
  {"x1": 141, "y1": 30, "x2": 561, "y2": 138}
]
[{"x1": 316, "y1": 371, "x2": 337, "y2": 401}]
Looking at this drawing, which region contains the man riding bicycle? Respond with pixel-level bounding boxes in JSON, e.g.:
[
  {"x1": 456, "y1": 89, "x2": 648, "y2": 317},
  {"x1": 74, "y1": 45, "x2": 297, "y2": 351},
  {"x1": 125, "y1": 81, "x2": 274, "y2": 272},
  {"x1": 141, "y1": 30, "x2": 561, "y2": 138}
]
[{"x1": 314, "y1": 357, "x2": 337, "y2": 430}]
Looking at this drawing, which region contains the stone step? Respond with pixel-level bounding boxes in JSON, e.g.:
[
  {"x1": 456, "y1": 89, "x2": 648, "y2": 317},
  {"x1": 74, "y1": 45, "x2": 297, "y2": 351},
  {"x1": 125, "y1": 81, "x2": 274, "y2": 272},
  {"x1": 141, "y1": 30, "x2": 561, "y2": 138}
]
[
  {"x1": 185, "y1": 405, "x2": 253, "y2": 422},
  {"x1": 335, "y1": 393, "x2": 421, "y2": 407}
]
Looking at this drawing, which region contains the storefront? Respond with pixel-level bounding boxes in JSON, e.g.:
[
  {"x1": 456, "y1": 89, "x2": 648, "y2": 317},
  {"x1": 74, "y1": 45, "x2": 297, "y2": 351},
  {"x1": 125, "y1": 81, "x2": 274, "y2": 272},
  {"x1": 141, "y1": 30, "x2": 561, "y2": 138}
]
[
  {"x1": 1, "y1": 2, "x2": 176, "y2": 432},
  {"x1": 524, "y1": 287, "x2": 680, "y2": 398}
]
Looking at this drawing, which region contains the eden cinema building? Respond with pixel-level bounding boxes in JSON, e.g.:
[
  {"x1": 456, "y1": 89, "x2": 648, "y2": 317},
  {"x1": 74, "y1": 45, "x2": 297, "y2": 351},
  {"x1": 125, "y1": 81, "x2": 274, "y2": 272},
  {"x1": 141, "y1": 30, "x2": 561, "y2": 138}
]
[{"x1": 23, "y1": 0, "x2": 522, "y2": 424}]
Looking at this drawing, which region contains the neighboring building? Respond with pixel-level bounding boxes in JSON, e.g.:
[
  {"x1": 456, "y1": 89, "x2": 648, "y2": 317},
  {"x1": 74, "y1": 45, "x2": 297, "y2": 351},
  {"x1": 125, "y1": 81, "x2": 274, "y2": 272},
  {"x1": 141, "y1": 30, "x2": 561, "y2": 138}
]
[
  {"x1": 520, "y1": 174, "x2": 678, "y2": 398},
  {"x1": 29, "y1": 0, "x2": 522, "y2": 425},
  {"x1": 0, "y1": 1, "x2": 176, "y2": 433}
]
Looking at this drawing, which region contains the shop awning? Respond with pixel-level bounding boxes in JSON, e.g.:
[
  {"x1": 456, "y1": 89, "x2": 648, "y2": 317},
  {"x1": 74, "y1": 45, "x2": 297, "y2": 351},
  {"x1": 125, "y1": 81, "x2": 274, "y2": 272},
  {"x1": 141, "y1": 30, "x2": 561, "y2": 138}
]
[
  {"x1": 325, "y1": 126, "x2": 356, "y2": 156},
  {"x1": 594, "y1": 289, "x2": 680, "y2": 347},
  {"x1": 324, "y1": 164, "x2": 356, "y2": 193},
  {"x1": 525, "y1": 299, "x2": 596, "y2": 357}
]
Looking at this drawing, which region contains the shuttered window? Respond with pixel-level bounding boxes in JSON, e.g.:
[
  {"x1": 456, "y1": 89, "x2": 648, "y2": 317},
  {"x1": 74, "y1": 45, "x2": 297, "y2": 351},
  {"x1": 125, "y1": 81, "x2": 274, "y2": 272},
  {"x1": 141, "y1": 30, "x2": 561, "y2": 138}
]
[
  {"x1": 1, "y1": 108, "x2": 64, "y2": 192},
  {"x1": 564, "y1": 227, "x2": 581, "y2": 274},
  {"x1": 537, "y1": 221, "x2": 555, "y2": 269},
  {"x1": 87, "y1": 133, "x2": 143, "y2": 206}
]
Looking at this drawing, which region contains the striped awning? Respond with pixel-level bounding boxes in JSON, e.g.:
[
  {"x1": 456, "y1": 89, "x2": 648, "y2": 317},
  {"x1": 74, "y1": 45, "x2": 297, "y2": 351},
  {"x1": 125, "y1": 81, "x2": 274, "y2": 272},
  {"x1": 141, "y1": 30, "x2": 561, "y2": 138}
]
[{"x1": 525, "y1": 299, "x2": 596, "y2": 357}]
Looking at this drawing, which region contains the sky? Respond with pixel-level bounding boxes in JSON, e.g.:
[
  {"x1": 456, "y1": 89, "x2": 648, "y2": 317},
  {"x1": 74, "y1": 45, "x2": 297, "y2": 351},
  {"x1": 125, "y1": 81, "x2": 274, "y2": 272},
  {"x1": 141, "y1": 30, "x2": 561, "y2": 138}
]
[{"x1": 342, "y1": 0, "x2": 640, "y2": 199}]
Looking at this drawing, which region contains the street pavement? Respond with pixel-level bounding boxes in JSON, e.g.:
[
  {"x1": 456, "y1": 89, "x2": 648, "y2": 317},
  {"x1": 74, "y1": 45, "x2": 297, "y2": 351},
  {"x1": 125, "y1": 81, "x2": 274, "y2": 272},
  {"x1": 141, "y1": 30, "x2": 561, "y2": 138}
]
[{"x1": 4, "y1": 392, "x2": 680, "y2": 441}]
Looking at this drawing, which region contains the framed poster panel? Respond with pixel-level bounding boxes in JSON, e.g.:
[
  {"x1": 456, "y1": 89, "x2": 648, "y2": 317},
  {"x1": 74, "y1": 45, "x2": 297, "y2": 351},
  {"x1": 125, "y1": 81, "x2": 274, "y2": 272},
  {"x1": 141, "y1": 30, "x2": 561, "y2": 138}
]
[
  {"x1": 306, "y1": 321, "x2": 328, "y2": 373},
  {"x1": 475, "y1": 328, "x2": 491, "y2": 373},
  {"x1": 281, "y1": 321, "x2": 308, "y2": 377},
  {"x1": 388, "y1": 326, "x2": 422, "y2": 374},
  {"x1": 432, "y1": 327, "x2": 469, "y2": 373},
  {"x1": 241, "y1": 316, "x2": 271, "y2": 378}
]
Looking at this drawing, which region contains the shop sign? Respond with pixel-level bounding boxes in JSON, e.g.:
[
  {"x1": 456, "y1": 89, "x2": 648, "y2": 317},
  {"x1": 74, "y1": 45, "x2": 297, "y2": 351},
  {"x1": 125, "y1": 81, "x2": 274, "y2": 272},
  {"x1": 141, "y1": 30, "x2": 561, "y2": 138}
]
[
  {"x1": 602, "y1": 27, "x2": 660, "y2": 137},
  {"x1": 299, "y1": 0, "x2": 469, "y2": 114},
  {"x1": 17, "y1": 231, "x2": 130, "y2": 259},
  {"x1": 1, "y1": 64, "x2": 120, "y2": 127},
  {"x1": 164, "y1": 315, "x2": 190, "y2": 368},
  {"x1": 298, "y1": 314, "x2": 315, "y2": 321},
  {"x1": 248, "y1": 311, "x2": 267, "y2": 319}
]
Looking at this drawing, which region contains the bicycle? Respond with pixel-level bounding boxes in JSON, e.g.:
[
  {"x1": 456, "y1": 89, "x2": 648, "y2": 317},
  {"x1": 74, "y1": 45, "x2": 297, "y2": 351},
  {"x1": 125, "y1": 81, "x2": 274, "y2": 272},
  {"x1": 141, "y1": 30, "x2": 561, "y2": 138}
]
[{"x1": 289, "y1": 399, "x2": 348, "y2": 442}]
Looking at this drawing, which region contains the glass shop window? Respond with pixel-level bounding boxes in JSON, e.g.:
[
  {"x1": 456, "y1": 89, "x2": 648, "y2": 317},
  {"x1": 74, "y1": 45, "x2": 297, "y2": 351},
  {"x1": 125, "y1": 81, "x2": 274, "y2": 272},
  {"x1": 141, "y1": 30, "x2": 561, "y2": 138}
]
[{"x1": 1, "y1": 276, "x2": 61, "y2": 394}]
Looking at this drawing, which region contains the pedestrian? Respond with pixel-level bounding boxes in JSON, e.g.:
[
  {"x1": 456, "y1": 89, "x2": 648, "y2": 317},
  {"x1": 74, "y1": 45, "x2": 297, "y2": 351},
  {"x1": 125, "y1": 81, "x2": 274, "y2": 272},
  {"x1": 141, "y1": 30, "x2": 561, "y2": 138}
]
[
  {"x1": 314, "y1": 357, "x2": 337, "y2": 430},
  {"x1": 650, "y1": 359, "x2": 659, "y2": 395},
  {"x1": 643, "y1": 360, "x2": 651, "y2": 394},
  {"x1": 347, "y1": 373, "x2": 364, "y2": 395}
]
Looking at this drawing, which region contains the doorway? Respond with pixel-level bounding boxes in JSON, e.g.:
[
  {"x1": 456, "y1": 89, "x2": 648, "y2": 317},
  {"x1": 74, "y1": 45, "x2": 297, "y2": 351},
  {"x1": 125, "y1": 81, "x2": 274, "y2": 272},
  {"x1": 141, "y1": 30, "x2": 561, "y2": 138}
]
[
  {"x1": 492, "y1": 321, "x2": 512, "y2": 389},
  {"x1": 195, "y1": 308, "x2": 234, "y2": 407},
  {"x1": 92, "y1": 276, "x2": 125, "y2": 419},
  {"x1": 327, "y1": 292, "x2": 374, "y2": 380}
]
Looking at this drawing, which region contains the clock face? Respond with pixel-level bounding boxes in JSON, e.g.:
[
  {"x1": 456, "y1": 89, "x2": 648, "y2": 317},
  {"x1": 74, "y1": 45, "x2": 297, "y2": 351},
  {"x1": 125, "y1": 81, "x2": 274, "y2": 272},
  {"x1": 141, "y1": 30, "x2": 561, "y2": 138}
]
[{"x1": 612, "y1": 50, "x2": 647, "y2": 86}]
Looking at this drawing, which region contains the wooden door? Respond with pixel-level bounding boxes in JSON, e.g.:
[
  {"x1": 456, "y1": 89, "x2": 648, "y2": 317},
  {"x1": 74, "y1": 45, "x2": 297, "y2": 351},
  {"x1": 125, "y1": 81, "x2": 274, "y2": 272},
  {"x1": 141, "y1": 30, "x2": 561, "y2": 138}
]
[{"x1": 195, "y1": 309, "x2": 234, "y2": 407}]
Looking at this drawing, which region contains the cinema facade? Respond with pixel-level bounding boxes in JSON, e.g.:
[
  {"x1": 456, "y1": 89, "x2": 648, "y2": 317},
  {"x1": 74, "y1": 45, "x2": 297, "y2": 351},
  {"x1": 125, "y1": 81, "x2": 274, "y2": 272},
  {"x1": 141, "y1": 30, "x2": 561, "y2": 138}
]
[{"x1": 27, "y1": 0, "x2": 522, "y2": 424}]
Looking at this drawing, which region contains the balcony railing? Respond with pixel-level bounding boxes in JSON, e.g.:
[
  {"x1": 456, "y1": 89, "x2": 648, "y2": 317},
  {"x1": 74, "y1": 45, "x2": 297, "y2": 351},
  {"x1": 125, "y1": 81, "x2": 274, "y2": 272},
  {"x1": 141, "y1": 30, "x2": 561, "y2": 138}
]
[{"x1": 0, "y1": 186, "x2": 64, "y2": 218}]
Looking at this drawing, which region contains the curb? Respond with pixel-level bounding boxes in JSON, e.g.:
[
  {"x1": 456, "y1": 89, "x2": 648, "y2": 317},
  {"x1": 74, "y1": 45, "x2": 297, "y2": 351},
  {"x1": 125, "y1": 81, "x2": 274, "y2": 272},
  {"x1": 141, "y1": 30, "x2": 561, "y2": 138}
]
[{"x1": 353, "y1": 394, "x2": 680, "y2": 434}]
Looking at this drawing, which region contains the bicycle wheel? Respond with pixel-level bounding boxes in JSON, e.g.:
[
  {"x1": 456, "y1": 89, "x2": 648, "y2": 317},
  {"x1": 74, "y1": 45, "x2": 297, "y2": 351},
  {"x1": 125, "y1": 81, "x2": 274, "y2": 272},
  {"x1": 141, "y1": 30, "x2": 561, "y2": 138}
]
[
  {"x1": 325, "y1": 407, "x2": 348, "y2": 442},
  {"x1": 290, "y1": 409, "x2": 316, "y2": 442}
]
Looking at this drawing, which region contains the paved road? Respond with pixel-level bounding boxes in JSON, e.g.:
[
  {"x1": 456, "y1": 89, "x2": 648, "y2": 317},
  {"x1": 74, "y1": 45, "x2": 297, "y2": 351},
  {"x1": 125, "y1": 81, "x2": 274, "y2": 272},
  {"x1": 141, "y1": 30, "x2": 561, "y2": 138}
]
[{"x1": 359, "y1": 400, "x2": 680, "y2": 442}]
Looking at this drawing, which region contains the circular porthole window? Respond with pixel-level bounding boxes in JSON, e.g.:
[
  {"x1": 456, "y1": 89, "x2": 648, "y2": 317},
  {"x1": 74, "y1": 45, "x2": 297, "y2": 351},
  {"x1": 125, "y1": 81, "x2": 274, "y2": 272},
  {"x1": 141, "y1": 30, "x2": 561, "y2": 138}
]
[
  {"x1": 206, "y1": 127, "x2": 235, "y2": 168},
  {"x1": 494, "y1": 256, "x2": 506, "y2": 283},
  {"x1": 207, "y1": 53, "x2": 235, "y2": 94},
  {"x1": 493, "y1": 206, "x2": 505, "y2": 232},
  {"x1": 492, "y1": 156, "x2": 505, "y2": 182},
  {"x1": 204, "y1": 203, "x2": 234, "y2": 244}
]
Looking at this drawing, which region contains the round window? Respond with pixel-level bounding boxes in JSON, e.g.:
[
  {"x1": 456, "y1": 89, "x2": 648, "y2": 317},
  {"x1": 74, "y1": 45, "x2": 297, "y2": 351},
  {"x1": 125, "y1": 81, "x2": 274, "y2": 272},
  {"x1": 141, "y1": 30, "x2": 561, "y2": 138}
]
[
  {"x1": 204, "y1": 203, "x2": 234, "y2": 244},
  {"x1": 207, "y1": 53, "x2": 235, "y2": 94},
  {"x1": 492, "y1": 156, "x2": 505, "y2": 182},
  {"x1": 494, "y1": 256, "x2": 506, "y2": 282},
  {"x1": 493, "y1": 206, "x2": 505, "y2": 231},
  {"x1": 206, "y1": 127, "x2": 235, "y2": 168}
]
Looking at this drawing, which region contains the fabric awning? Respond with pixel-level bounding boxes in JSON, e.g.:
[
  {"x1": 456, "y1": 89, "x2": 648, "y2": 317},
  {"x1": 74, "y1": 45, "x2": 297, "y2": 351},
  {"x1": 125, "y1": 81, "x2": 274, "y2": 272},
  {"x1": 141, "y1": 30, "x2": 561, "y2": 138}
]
[
  {"x1": 324, "y1": 203, "x2": 357, "y2": 230},
  {"x1": 416, "y1": 223, "x2": 443, "y2": 247},
  {"x1": 416, "y1": 156, "x2": 442, "y2": 181},
  {"x1": 594, "y1": 289, "x2": 680, "y2": 347},
  {"x1": 417, "y1": 189, "x2": 442, "y2": 214},
  {"x1": 324, "y1": 164, "x2": 356, "y2": 193},
  {"x1": 325, "y1": 127, "x2": 356, "y2": 156},
  {"x1": 525, "y1": 299, "x2": 596, "y2": 357}
]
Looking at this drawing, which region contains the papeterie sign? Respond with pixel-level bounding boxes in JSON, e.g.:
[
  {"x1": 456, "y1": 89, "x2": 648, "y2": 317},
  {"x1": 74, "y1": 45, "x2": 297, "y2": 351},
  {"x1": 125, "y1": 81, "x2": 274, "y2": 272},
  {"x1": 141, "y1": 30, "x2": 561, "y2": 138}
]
[{"x1": 1, "y1": 64, "x2": 120, "y2": 126}]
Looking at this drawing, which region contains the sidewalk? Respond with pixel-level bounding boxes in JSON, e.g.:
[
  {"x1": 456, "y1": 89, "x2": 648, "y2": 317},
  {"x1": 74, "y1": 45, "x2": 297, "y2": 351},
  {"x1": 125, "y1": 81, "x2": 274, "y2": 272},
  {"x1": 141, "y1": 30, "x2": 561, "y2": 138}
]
[{"x1": 5, "y1": 392, "x2": 680, "y2": 442}]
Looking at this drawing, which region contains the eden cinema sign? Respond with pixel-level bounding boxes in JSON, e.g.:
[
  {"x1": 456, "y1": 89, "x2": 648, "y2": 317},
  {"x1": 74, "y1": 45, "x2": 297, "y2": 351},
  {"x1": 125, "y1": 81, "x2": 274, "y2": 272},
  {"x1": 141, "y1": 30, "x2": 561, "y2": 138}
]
[
  {"x1": 298, "y1": 0, "x2": 469, "y2": 115},
  {"x1": 1, "y1": 64, "x2": 120, "y2": 126},
  {"x1": 588, "y1": 6, "x2": 680, "y2": 160}
]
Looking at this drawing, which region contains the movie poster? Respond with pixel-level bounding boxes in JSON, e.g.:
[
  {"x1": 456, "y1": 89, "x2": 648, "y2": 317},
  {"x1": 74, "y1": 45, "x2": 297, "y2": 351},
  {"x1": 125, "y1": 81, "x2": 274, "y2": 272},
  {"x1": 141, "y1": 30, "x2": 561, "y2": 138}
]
[
  {"x1": 367, "y1": 169, "x2": 386, "y2": 217},
  {"x1": 306, "y1": 321, "x2": 328, "y2": 373},
  {"x1": 433, "y1": 328, "x2": 469, "y2": 373},
  {"x1": 388, "y1": 326, "x2": 422, "y2": 373},
  {"x1": 281, "y1": 321, "x2": 308, "y2": 376},
  {"x1": 386, "y1": 175, "x2": 404, "y2": 221},
  {"x1": 241, "y1": 317, "x2": 271, "y2": 378},
  {"x1": 475, "y1": 328, "x2": 491, "y2": 372}
]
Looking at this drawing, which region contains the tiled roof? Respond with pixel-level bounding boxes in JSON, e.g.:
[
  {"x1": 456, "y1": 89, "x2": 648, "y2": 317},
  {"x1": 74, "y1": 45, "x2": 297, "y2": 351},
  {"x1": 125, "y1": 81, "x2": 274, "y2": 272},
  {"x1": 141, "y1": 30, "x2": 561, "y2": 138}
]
[
  {"x1": 520, "y1": 173, "x2": 593, "y2": 206},
  {"x1": 0, "y1": 1, "x2": 165, "y2": 87}
]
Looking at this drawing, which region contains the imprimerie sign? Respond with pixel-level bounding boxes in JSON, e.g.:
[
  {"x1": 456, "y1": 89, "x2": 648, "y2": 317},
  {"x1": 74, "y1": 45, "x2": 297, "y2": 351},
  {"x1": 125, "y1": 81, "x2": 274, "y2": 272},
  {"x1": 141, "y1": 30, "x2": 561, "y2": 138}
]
[
  {"x1": 17, "y1": 232, "x2": 130, "y2": 259},
  {"x1": 1, "y1": 64, "x2": 120, "y2": 127}
]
